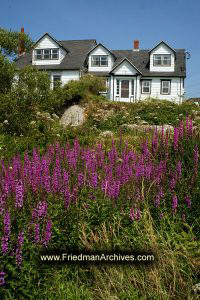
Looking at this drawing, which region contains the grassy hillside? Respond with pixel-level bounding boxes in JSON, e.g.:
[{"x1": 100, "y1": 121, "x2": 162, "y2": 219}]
[{"x1": 0, "y1": 98, "x2": 200, "y2": 300}]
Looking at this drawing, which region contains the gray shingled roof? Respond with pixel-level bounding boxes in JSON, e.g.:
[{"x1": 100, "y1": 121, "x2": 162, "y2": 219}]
[
  {"x1": 15, "y1": 40, "x2": 97, "y2": 70},
  {"x1": 111, "y1": 49, "x2": 186, "y2": 77},
  {"x1": 15, "y1": 40, "x2": 186, "y2": 77}
]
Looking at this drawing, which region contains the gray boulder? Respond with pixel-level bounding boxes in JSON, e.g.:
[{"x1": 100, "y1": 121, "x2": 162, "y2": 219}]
[{"x1": 59, "y1": 105, "x2": 85, "y2": 127}]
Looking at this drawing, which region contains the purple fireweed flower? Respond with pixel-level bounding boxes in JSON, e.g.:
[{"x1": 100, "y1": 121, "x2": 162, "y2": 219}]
[
  {"x1": 130, "y1": 207, "x2": 135, "y2": 221},
  {"x1": 170, "y1": 177, "x2": 176, "y2": 192},
  {"x1": 52, "y1": 167, "x2": 59, "y2": 194},
  {"x1": 155, "y1": 193, "x2": 160, "y2": 208},
  {"x1": 16, "y1": 230, "x2": 24, "y2": 267},
  {"x1": 71, "y1": 187, "x2": 77, "y2": 203},
  {"x1": 159, "y1": 187, "x2": 164, "y2": 198},
  {"x1": 174, "y1": 127, "x2": 179, "y2": 152},
  {"x1": 136, "y1": 208, "x2": 140, "y2": 221},
  {"x1": 2, "y1": 236, "x2": 9, "y2": 254},
  {"x1": 34, "y1": 223, "x2": 40, "y2": 244},
  {"x1": 102, "y1": 180, "x2": 108, "y2": 195},
  {"x1": 185, "y1": 195, "x2": 191, "y2": 208},
  {"x1": 161, "y1": 126, "x2": 164, "y2": 143},
  {"x1": 186, "y1": 114, "x2": 189, "y2": 138},
  {"x1": 90, "y1": 172, "x2": 98, "y2": 188},
  {"x1": 172, "y1": 195, "x2": 178, "y2": 214},
  {"x1": 15, "y1": 180, "x2": 24, "y2": 209},
  {"x1": 0, "y1": 193, "x2": 5, "y2": 215},
  {"x1": 78, "y1": 173, "x2": 84, "y2": 187},
  {"x1": 32, "y1": 202, "x2": 48, "y2": 221},
  {"x1": 16, "y1": 247, "x2": 23, "y2": 267},
  {"x1": 179, "y1": 120, "x2": 184, "y2": 139},
  {"x1": 0, "y1": 271, "x2": 6, "y2": 286},
  {"x1": 3, "y1": 212, "x2": 10, "y2": 238},
  {"x1": 32, "y1": 208, "x2": 37, "y2": 220},
  {"x1": 165, "y1": 133, "x2": 169, "y2": 158},
  {"x1": 37, "y1": 201, "x2": 48, "y2": 219},
  {"x1": 194, "y1": 145, "x2": 199, "y2": 177},
  {"x1": 43, "y1": 219, "x2": 52, "y2": 247},
  {"x1": 44, "y1": 175, "x2": 51, "y2": 193},
  {"x1": 18, "y1": 230, "x2": 24, "y2": 247}
]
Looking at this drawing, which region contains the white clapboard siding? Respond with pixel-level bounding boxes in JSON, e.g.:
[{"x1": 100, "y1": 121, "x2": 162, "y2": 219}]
[
  {"x1": 150, "y1": 43, "x2": 175, "y2": 72},
  {"x1": 88, "y1": 45, "x2": 114, "y2": 72},
  {"x1": 32, "y1": 35, "x2": 67, "y2": 65},
  {"x1": 61, "y1": 71, "x2": 80, "y2": 85},
  {"x1": 139, "y1": 77, "x2": 184, "y2": 103},
  {"x1": 49, "y1": 71, "x2": 80, "y2": 89},
  {"x1": 113, "y1": 61, "x2": 138, "y2": 75}
]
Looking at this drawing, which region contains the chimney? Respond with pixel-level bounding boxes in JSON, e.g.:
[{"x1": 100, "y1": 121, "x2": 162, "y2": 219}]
[
  {"x1": 18, "y1": 27, "x2": 25, "y2": 57},
  {"x1": 133, "y1": 39, "x2": 139, "y2": 51}
]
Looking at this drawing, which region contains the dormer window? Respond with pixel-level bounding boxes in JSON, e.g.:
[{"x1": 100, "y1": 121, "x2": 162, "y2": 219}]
[
  {"x1": 153, "y1": 54, "x2": 171, "y2": 66},
  {"x1": 34, "y1": 48, "x2": 59, "y2": 60},
  {"x1": 52, "y1": 49, "x2": 59, "y2": 59},
  {"x1": 91, "y1": 55, "x2": 108, "y2": 67},
  {"x1": 44, "y1": 49, "x2": 50, "y2": 60},
  {"x1": 35, "y1": 49, "x2": 42, "y2": 60}
]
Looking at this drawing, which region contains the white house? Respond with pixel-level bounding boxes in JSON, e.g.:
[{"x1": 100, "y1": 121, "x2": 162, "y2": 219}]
[{"x1": 15, "y1": 31, "x2": 186, "y2": 104}]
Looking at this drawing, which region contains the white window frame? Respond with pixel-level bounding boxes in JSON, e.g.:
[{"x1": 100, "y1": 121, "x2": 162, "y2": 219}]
[
  {"x1": 161, "y1": 80, "x2": 171, "y2": 95},
  {"x1": 34, "y1": 48, "x2": 59, "y2": 60},
  {"x1": 153, "y1": 54, "x2": 171, "y2": 66},
  {"x1": 141, "y1": 80, "x2": 151, "y2": 94},
  {"x1": 44, "y1": 49, "x2": 51, "y2": 60},
  {"x1": 35, "y1": 49, "x2": 42, "y2": 60},
  {"x1": 53, "y1": 75, "x2": 61, "y2": 89},
  {"x1": 116, "y1": 79, "x2": 120, "y2": 95},
  {"x1": 91, "y1": 55, "x2": 108, "y2": 67},
  {"x1": 51, "y1": 49, "x2": 59, "y2": 59}
]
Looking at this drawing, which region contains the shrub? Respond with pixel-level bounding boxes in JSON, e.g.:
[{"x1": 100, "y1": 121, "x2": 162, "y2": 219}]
[
  {"x1": 61, "y1": 74, "x2": 107, "y2": 104},
  {"x1": 0, "y1": 66, "x2": 55, "y2": 136}
]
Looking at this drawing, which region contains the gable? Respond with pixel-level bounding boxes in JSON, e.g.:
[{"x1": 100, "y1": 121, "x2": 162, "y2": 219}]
[
  {"x1": 112, "y1": 60, "x2": 140, "y2": 75},
  {"x1": 149, "y1": 41, "x2": 176, "y2": 54},
  {"x1": 88, "y1": 43, "x2": 115, "y2": 58},
  {"x1": 89, "y1": 44, "x2": 112, "y2": 57},
  {"x1": 34, "y1": 34, "x2": 63, "y2": 50},
  {"x1": 151, "y1": 42, "x2": 174, "y2": 56}
]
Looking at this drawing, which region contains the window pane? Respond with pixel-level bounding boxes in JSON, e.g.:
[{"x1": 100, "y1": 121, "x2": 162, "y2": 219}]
[
  {"x1": 91, "y1": 56, "x2": 100, "y2": 66},
  {"x1": 154, "y1": 55, "x2": 161, "y2": 65},
  {"x1": 35, "y1": 49, "x2": 42, "y2": 60},
  {"x1": 53, "y1": 75, "x2": 61, "y2": 89},
  {"x1": 163, "y1": 88, "x2": 169, "y2": 93},
  {"x1": 162, "y1": 81, "x2": 170, "y2": 94},
  {"x1": 142, "y1": 81, "x2": 150, "y2": 93},
  {"x1": 116, "y1": 79, "x2": 120, "y2": 95},
  {"x1": 143, "y1": 87, "x2": 150, "y2": 93},
  {"x1": 100, "y1": 56, "x2": 108, "y2": 66},
  {"x1": 44, "y1": 49, "x2": 50, "y2": 59},
  {"x1": 154, "y1": 54, "x2": 171, "y2": 66},
  {"x1": 52, "y1": 49, "x2": 58, "y2": 59},
  {"x1": 163, "y1": 55, "x2": 171, "y2": 65},
  {"x1": 131, "y1": 80, "x2": 134, "y2": 95}
]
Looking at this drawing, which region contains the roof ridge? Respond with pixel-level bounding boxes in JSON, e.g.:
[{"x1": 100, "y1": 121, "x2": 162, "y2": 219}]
[
  {"x1": 112, "y1": 49, "x2": 150, "y2": 51},
  {"x1": 59, "y1": 39, "x2": 96, "y2": 42}
]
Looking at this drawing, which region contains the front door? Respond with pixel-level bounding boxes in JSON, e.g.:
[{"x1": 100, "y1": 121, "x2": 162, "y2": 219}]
[{"x1": 121, "y1": 80, "x2": 129, "y2": 100}]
